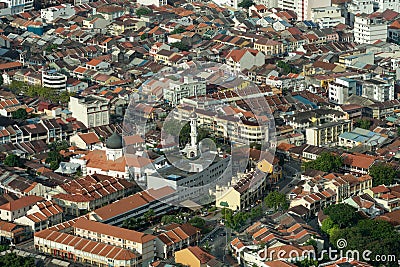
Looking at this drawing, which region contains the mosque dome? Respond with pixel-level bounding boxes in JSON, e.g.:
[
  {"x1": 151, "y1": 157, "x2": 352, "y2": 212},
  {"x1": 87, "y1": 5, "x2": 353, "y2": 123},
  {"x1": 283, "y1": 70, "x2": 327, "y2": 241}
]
[{"x1": 106, "y1": 132, "x2": 123, "y2": 149}]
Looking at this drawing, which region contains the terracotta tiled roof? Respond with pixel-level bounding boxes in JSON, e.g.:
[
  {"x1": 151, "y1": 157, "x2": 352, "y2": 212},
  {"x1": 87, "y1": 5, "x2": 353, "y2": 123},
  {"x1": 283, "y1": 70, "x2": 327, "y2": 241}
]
[
  {"x1": 83, "y1": 150, "x2": 126, "y2": 172},
  {"x1": 74, "y1": 217, "x2": 155, "y2": 243},
  {"x1": 35, "y1": 229, "x2": 137, "y2": 260},
  {"x1": 225, "y1": 48, "x2": 260, "y2": 62},
  {"x1": 341, "y1": 153, "x2": 376, "y2": 169},
  {"x1": 86, "y1": 59, "x2": 102, "y2": 66},
  {"x1": 370, "y1": 185, "x2": 390, "y2": 194},
  {"x1": 186, "y1": 246, "x2": 215, "y2": 264},
  {"x1": 92, "y1": 187, "x2": 174, "y2": 220},
  {"x1": 0, "y1": 220, "x2": 19, "y2": 232},
  {"x1": 0, "y1": 195, "x2": 43, "y2": 211},
  {"x1": 77, "y1": 132, "x2": 100, "y2": 145}
]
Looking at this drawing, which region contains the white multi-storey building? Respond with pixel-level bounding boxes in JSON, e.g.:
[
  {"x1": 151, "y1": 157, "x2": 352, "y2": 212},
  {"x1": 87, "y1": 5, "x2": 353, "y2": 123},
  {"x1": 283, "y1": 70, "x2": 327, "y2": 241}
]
[
  {"x1": 306, "y1": 120, "x2": 353, "y2": 146},
  {"x1": 42, "y1": 70, "x2": 67, "y2": 91},
  {"x1": 40, "y1": 4, "x2": 75, "y2": 23},
  {"x1": 354, "y1": 13, "x2": 388, "y2": 44},
  {"x1": 361, "y1": 78, "x2": 394, "y2": 102},
  {"x1": 345, "y1": 0, "x2": 375, "y2": 27},
  {"x1": 254, "y1": 0, "x2": 278, "y2": 8},
  {"x1": 311, "y1": 6, "x2": 345, "y2": 28},
  {"x1": 376, "y1": 0, "x2": 400, "y2": 13},
  {"x1": 225, "y1": 48, "x2": 265, "y2": 72},
  {"x1": 69, "y1": 96, "x2": 110, "y2": 128},
  {"x1": 163, "y1": 76, "x2": 206, "y2": 106},
  {"x1": 328, "y1": 77, "x2": 358, "y2": 104},
  {"x1": 0, "y1": 0, "x2": 33, "y2": 14},
  {"x1": 137, "y1": 0, "x2": 167, "y2": 7},
  {"x1": 278, "y1": 0, "x2": 331, "y2": 21},
  {"x1": 212, "y1": 0, "x2": 238, "y2": 9}
]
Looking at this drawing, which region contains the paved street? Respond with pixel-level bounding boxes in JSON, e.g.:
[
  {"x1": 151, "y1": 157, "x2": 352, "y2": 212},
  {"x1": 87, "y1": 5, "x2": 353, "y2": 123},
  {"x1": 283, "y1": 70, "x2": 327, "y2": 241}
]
[
  {"x1": 278, "y1": 159, "x2": 302, "y2": 194},
  {"x1": 200, "y1": 225, "x2": 232, "y2": 262}
]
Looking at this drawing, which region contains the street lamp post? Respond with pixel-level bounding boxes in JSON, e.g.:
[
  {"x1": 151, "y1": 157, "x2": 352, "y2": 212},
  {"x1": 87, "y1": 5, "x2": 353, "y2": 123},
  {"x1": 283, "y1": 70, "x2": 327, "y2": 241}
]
[{"x1": 219, "y1": 203, "x2": 230, "y2": 264}]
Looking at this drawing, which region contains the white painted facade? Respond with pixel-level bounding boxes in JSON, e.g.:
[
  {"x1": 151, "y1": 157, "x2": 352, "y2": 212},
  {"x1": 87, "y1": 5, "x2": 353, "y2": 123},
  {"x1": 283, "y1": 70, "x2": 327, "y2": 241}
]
[{"x1": 354, "y1": 14, "x2": 388, "y2": 44}]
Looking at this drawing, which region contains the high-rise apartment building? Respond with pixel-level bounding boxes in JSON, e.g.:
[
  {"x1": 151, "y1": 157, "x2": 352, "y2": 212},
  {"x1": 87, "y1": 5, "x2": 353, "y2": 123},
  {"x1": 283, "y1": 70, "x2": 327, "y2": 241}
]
[
  {"x1": 278, "y1": 0, "x2": 331, "y2": 21},
  {"x1": 354, "y1": 13, "x2": 388, "y2": 44}
]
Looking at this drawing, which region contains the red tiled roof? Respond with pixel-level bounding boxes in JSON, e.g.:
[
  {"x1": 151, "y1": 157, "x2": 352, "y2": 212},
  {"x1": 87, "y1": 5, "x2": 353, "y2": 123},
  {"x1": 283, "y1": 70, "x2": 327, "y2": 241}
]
[
  {"x1": 0, "y1": 195, "x2": 43, "y2": 211},
  {"x1": 78, "y1": 132, "x2": 100, "y2": 145}
]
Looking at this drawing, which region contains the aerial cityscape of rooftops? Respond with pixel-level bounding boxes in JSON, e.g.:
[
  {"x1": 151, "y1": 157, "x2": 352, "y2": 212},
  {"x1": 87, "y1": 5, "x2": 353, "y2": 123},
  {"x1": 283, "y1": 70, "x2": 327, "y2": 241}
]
[{"x1": 0, "y1": 0, "x2": 400, "y2": 266}]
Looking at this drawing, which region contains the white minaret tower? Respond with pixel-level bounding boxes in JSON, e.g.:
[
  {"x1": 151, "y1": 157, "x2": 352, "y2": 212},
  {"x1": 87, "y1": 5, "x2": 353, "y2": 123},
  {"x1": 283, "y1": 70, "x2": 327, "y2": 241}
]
[
  {"x1": 185, "y1": 113, "x2": 198, "y2": 158},
  {"x1": 190, "y1": 115, "x2": 197, "y2": 148}
]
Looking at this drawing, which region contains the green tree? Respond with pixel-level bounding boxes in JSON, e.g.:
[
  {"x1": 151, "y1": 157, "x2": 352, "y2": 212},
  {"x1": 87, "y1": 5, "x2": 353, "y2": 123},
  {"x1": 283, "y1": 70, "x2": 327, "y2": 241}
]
[
  {"x1": 144, "y1": 209, "x2": 155, "y2": 224},
  {"x1": 170, "y1": 27, "x2": 185, "y2": 35},
  {"x1": 250, "y1": 142, "x2": 262, "y2": 150},
  {"x1": 232, "y1": 212, "x2": 249, "y2": 230},
  {"x1": 122, "y1": 217, "x2": 142, "y2": 230},
  {"x1": 171, "y1": 42, "x2": 190, "y2": 51},
  {"x1": 355, "y1": 119, "x2": 371, "y2": 130},
  {"x1": 0, "y1": 253, "x2": 35, "y2": 267},
  {"x1": 369, "y1": 163, "x2": 398, "y2": 186},
  {"x1": 238, "y1": 0, "x2": 254, "y2": 8},
  {"x1": 324, "y1": 204, "x2": 360, "y2": 228},
  {"x1": 303, "y1": 152, "x2": 343, "y2": 173},
  {"x1": 8, "y1": 80, "x2": 25, "y2": 94},
  {"x1": 0, "y1": 74, "x2": 3, "y2": 86},
  {"x1": 45, "y1": 44, "x2": 58, "y2": 52},
  {"x1": 48, "y1": 140, "x2": 69, "y2": 152},
  {"x1": 250, "y1": 206, "x2": 263, "y2": 219},
  {"x1": 136, "y1": 7, "x2": 152, "y2": 17},
  {"x1": 329, "y1": 219, "x2": 400, "y2": 266},
  {"x1": 12, "y1": 108, "x2": 28, "y2": 120},
  {"x1": 179, "y1": 122, "x2": 191, "y2": 146},
  {"x1": 277, "y1": 61, "x2": 299, "y2": 75},
  {"x1": 46, "y1": 151, "x2": 64, "y2": 170},
  {"x1": 49, "y1": 161, "x2": 59, "y2": 170},
  {"x1": 189, "y1": 216, "x2": 206, "y2": 229},
  {"x1": 161, "y1": 215, "x2": 183, "y2": 224},
  {"x1": 304, "y1": 238, "x2": 318, "y2": 251},
  {"x1": 321, "y1": 217, "x2": 336, "y2": 235},
  {"x1": 140, "y1": 33, "x2": 148, "y2": 40},
  {"x1": 297, "y1": 258, "x2": 319, "y2": 267},
  {"x1": 264, "y1": 191, "x2": 289, "y2": 211},
  {"x1": 59, "y1": 91, "x2": 74, "y2": 103},
  {"x1": 3, "y1": 154, "x2": 22, "y2": 167}
]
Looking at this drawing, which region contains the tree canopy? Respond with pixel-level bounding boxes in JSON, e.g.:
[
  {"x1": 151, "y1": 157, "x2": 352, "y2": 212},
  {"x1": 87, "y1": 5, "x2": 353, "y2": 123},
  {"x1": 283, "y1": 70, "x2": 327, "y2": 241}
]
[
  {"x1": 369, "y1": 163, "x2": 398, "y2": 186},
  {"x1": 188, "y1": 216, "x2": 206, "y2": 229},
  {"x1": 328, "y1": 219, "x2": 400, "y2": 266},
  {"x1": 277, "y1": 61, "x2": 300, "y2": 75},
  {"x1": 122, "y1": 217, "x2": 142, "y2": 230},
  {"x1": 303, "y1": 152, "x2": 343, "y2": 172},
  {"x1": 354, "y1": 119, "x2": 371, "y2": 130},
  {"x1": 323, "y1": 203, "x2": 360, "y2": 228},
  {"x1": 48, "y1": 140, "x2": 69, "y2": 152},
  {"x1": 170, "y1": 27, "x2": 185, "y2": 35},
  {"x1": 0, "y1": 253, "x2": 35, "y2": 267},
  {"x1": 45, "y1": 151, "x2": 64, "y2": 170},
  {"x1": 12, "y1": 108, "x2": 28, "y2": 120},
  {"x1": 238, "y1": 0, "x2": 254, "y2": 8},
  {"x1": 171, "y1": 42, "x2": 190, "y2": 51},
  {"x1": 264, "y1": 191, "x2": 289, "y2": 211},
  {"x1": 3, "y1": 154, "x2": 23, "y2": 167},
  {"x1": 161, "y1": 215, "x2": 183, "y2": 225},
  {"x1": 7, "y1": 81, "x2": 73, "y2": 104},
  {"x1": 136, "y1": 7, "x2": 152, "y2": 17}
]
